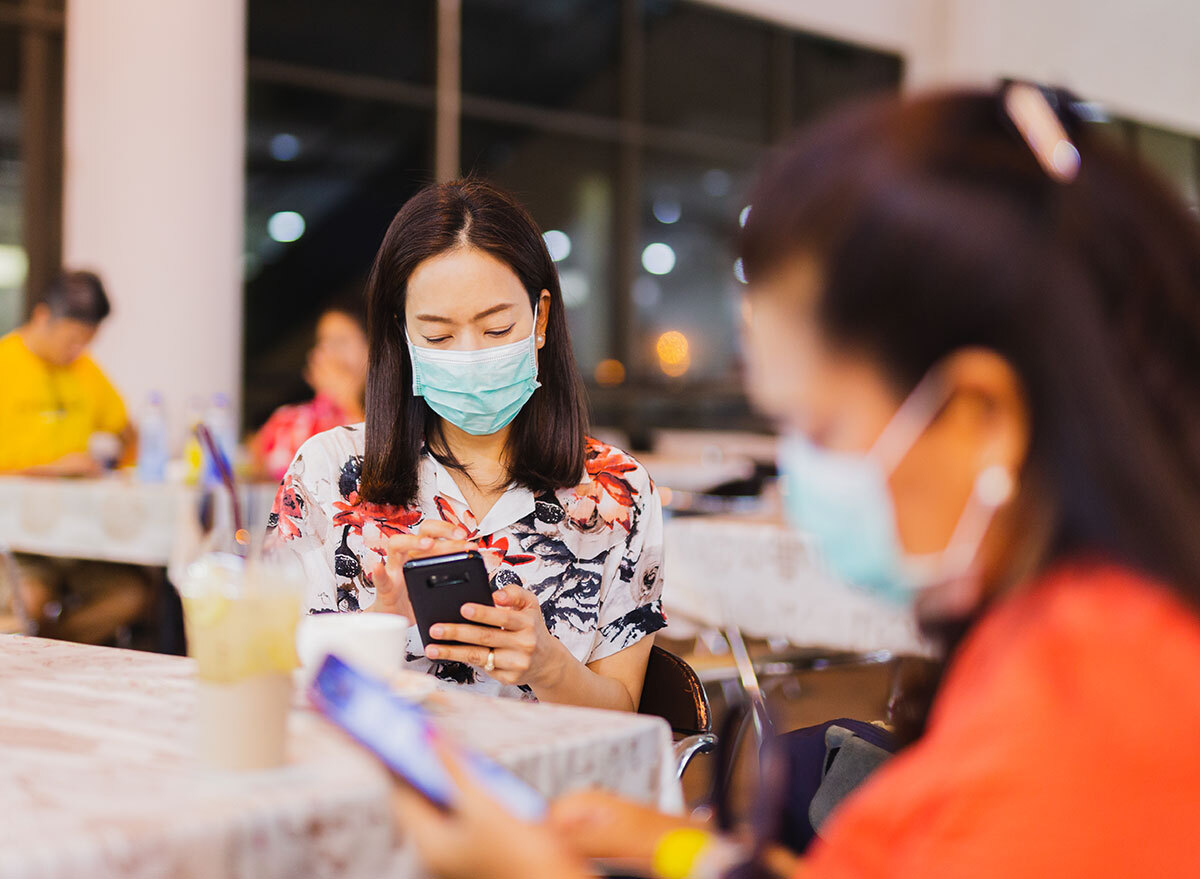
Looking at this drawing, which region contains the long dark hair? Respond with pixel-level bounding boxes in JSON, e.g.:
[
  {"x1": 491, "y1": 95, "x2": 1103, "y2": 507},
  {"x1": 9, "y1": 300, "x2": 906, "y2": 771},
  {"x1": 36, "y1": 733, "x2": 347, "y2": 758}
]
[
  {"x1": 359, "y1": 179, "x2": 589, "y2": 506},
  {"x1": 741, "y1": 87, "x2": 1200, "y2": 742}
]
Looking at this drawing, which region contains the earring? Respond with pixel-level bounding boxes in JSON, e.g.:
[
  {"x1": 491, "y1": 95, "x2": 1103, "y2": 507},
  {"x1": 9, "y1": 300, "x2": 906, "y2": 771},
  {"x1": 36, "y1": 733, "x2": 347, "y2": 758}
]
[{"x1": 538, "y1": 335, "x2": 545, "y2": 344}]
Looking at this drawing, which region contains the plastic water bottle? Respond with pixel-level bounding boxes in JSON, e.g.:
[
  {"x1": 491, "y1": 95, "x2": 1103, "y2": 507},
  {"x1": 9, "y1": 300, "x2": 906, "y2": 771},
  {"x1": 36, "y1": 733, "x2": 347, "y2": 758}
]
[
  {"x1": 136, "y1": 391, "x2": 169, "y2": 483},
  {"x1": 203, "y1": 393, "x2": 237, "y2": 486}
]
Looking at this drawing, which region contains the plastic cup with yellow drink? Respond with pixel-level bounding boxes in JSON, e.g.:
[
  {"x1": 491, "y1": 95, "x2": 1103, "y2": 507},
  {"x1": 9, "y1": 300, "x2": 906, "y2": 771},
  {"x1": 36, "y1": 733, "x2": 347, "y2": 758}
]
[{"x1": 181, "y1": 551, "x2": 303, "y2": 770}]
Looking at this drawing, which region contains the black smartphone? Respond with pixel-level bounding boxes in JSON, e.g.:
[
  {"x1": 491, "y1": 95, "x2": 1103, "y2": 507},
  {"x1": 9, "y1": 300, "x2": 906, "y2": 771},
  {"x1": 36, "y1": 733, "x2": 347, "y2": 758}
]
[{"x1": 403, "y1": 550, "x2": 495, "y2": 648}]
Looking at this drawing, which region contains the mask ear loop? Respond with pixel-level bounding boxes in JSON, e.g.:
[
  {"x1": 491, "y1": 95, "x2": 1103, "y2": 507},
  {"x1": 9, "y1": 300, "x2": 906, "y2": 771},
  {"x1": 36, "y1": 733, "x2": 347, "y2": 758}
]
[
  {"x1": 869, "y1": 369, "x2": 952, "y2": 474},
  {"x1": 936, "y1": 465, "x2": 1016, "y2": 580},
  {"x1": 869, "y1": 369, "x2": 1018, "y2": 591},
  {"x1": 528, "y1": 302, "x2": 542, "y2": 384},
  {"x1": 394, "y1": 311, "x2": 412, "y2": 346}
]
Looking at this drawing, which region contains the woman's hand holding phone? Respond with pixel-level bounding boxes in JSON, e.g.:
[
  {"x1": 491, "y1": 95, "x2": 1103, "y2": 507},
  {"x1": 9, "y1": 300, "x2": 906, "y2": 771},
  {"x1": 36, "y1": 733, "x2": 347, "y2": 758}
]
[
  {"x1": 548, "y1": 790, "x2": 704, "y2": 863},
  {"x1": 423, "y1": 584, "x2": 568, "y2": 689},
  {"x1": 391, "y1": 737, "x2": 588, "y2": 879},
  {"x1": 368, "y1": 520, "x2": 477, "y2": 619}
]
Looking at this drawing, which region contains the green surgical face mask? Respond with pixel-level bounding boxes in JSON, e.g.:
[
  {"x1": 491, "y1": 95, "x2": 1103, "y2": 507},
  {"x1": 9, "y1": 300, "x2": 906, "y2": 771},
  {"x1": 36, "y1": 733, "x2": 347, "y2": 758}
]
[{"x1": 405, "y1": 307, "x2": 541, "y2": 436}]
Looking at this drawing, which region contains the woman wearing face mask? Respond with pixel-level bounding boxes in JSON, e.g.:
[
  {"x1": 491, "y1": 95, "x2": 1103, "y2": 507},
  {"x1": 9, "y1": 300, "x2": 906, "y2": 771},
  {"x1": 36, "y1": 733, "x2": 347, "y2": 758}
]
[
  {"x1": 270, "y1": 180, "x2": 665, "y2": 710},
  {"x1": 252, "y1": 303, "x2": 371, "y2": 483},
  {"x1": 389, "y1": 85, "x2": 1200, "y2": 878}
]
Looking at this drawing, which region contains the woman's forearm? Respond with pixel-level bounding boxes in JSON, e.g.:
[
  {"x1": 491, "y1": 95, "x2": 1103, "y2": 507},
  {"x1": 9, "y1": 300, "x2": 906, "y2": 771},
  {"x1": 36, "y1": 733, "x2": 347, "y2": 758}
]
[{"x1": 530, "y1": 640, "x2": 636, "y2": 711}]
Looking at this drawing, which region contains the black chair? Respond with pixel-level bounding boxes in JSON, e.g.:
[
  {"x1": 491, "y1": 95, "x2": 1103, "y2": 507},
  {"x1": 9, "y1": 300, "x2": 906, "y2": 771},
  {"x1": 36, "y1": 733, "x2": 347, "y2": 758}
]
[
  {"x1": 0, "y1": 546, "x2": 37, "y2": 635},
  {"x1": 638, "y1": 645, "x2": 717, "y2": 778}
]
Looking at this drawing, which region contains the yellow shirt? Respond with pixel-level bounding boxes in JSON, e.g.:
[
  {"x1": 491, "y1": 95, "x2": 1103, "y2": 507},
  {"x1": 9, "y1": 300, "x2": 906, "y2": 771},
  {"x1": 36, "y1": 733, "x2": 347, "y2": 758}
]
[{"x1": 0, "y1": 331, "x2": 128, "y2": 471}]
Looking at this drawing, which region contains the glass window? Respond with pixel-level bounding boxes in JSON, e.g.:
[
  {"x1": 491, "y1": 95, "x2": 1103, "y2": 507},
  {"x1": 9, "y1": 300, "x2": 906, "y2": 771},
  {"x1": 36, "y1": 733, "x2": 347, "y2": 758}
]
[
  {"x1": 792, "y1": 32, "x2": 904, "y2": 125},
  {"x1": 633, "y1": 151, "x2": 756, "y2": 384},
  {"x1": 0, "y1": 25, "x2": 23, "y2": 334},
  {"x1": 462, "y1": 0, "x2": 621, "y2": 117},
  {"x1": 243, "y1": 80, "x2": 432, "y2": 428},
  {"x1": 248, "y1": 0, "x2": 434, "y2": 84},
  {"x1": 243, "y1": 0, "x2": 907, "y2": 432},
  {"x1": 461, "y1": 118, "x2": 618, "y2": 378},
  {"x1": 642, "y1": 1, "x2": 773, "y2": 142},
  {"x1": 1129, "y1": 122, "x2": 1200, "y2": 211}
]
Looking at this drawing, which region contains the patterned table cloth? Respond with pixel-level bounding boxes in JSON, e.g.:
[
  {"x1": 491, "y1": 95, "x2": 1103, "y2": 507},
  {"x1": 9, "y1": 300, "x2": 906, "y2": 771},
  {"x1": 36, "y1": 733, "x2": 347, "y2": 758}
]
[
  {"x1": 0, "y1": 636, "x2": 680, "y2": 879},
  {"x1": 663, "y1": 516, "x2": 934, "y2": 657}
]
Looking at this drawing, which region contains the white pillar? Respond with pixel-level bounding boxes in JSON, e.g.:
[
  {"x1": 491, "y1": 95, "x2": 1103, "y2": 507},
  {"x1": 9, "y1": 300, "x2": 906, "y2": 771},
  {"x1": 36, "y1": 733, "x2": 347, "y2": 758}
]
[{"x1": 62, "y1": 0, "x2": 246, "y2": 439}]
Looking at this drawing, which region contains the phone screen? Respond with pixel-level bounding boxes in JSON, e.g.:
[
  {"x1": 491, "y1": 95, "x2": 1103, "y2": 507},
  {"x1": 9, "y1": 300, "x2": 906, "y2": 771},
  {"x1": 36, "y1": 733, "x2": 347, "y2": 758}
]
[{"x1": 309, "y1": 654, "x2": 545, "y2": 820}]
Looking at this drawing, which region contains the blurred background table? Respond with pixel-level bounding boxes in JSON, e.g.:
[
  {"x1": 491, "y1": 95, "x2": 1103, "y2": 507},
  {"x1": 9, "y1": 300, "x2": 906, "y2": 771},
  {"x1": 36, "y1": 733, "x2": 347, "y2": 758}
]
[
  {"x1": 0, "y1": 635, "x2": 679, "y2": 879},
  {"x1": 662, "y1": 515, "x2": 932, "y2": 659},
  {"x1": 0, "y1": 475, "x2": 278, "y2": 567},
  {"x1": 636, "y1": 451, "x2": 757, "y2": 494}
]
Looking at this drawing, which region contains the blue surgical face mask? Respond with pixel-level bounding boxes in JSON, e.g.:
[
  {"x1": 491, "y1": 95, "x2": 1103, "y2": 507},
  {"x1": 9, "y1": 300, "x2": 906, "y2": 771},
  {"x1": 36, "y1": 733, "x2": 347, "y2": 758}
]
[
  {"x1": 406, "y1": 307, "x2": 541, "y2": 436},
  {"x1": 778, "y1": 373, "x2": 1014, "y2": 606}
]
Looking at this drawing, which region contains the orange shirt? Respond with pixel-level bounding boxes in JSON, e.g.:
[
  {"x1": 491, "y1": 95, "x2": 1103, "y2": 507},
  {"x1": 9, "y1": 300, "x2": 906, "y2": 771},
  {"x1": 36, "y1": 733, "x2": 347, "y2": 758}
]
[{"x1": 806, "y1": 561, "x2": 1200, "y2": 878}]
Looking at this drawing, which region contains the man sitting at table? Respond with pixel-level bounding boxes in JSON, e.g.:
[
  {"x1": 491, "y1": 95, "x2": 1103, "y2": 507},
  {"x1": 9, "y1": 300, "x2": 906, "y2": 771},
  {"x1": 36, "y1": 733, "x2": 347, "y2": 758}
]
[{"x1": 0, "y1": 270, "x2": 150, "y2": 643}]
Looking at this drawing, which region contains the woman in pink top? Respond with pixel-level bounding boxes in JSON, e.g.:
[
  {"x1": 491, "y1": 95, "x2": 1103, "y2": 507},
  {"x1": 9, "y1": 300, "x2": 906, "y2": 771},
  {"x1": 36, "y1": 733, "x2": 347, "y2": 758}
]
[{"x1": 252, "y1": 305, "x2": 369, "y2": 482}]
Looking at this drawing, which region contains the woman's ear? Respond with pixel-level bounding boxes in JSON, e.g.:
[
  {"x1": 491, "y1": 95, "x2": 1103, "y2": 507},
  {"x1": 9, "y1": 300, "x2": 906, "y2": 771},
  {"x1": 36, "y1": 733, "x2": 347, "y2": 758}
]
[
  {"x1": 939, "y1": 347, "x2": 1030, "y2": 482},
  {"x1": 536, "y1": 290, "x2": 551, "y2": 350}
]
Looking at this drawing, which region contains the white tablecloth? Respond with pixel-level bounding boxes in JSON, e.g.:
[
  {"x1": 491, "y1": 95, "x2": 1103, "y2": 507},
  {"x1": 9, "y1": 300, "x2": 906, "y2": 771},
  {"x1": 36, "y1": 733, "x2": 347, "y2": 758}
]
[
  {"x1": 0, "y1": 476, "x2": 278, "y2": 566},
  {"x1": 663, "y1": 516, "x2": 933, "y2": 657},
  {"x1": 0, "y1": 636, "x2": 679, "y2": 879}
]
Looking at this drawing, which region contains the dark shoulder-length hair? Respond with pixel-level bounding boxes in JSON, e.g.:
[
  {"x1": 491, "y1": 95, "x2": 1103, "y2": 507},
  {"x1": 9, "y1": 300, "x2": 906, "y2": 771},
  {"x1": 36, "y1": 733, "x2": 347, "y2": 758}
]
[
  {"x1": 741, "y1": 86, "x2": 1200, "y2": 742},
  {"x1": 359, "y1": 179, "x2": 588, "y2": 506}
]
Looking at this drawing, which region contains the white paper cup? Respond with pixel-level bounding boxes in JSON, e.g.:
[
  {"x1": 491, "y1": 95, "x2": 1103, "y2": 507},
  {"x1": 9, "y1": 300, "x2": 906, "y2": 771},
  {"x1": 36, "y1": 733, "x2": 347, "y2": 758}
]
[{"x1": 296, "y1": 612, "x2": 411, "y2": 684}]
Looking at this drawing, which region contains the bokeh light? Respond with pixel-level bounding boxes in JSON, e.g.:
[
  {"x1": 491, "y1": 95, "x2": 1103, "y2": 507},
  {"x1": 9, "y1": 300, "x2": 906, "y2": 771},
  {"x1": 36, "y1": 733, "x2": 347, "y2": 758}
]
[
  {"x1": 655, "y1": 330, "x2": 691, "y2": 378},
  {"x1": 543, "y1": 230, "x2": 572, "y2": 262},
  {"x1": 652, "y1": 197, "x2": 682, "y2": 224},
  {"x1": 701, "y1": 169, "x2": 731, "y2": 197},
  {"x1": 594, "y1": 358, "x2": 626, "y2": 386},
  {"x1": 733, "y1": 258, "x2": 746, "y2": 284},
  {"x1": 267, "y1": 211, "x2": 306, "y2": 243},
  {"x1": 632, "y1": 276, "x2": 662, "y2": 308},
  {"x1": 0, "y1": 244, "x2": 29, "y2": 289},
  {"x1": 268, "y1": 132, "x2": 301, "y2": 161},
  {"x1": 641, "y1": 242, "x2": 676, "y2": 275}
]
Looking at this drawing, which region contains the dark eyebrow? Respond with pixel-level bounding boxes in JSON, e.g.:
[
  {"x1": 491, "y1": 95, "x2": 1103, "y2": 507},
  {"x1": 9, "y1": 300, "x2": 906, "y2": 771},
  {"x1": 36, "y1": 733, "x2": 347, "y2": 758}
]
[
  {"x1": 471, "y1": 303, "x2": 514, "y2": 321},
  {"x1": 414, "y1": 303, "x2": 515, "y2": 324}
]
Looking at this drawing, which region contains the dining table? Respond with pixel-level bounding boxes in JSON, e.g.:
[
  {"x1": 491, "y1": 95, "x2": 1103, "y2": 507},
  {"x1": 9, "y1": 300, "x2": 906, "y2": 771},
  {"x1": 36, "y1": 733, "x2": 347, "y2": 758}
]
[
  {"x1": 662, "y1": 514, "x2": 933, "y2": 658},
  {"x1": 0, "y1": 635, "x2": 681, "y2": 879},
  {"x1": 0, "y1": 474, "x2": 279, "y2": 568}
]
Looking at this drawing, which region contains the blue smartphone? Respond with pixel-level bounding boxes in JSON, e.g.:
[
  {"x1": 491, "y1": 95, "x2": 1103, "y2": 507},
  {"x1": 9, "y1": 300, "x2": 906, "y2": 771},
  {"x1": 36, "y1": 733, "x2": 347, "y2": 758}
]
[{"x1": 308, "y1": 654, "x2": 545, "y2": 820}]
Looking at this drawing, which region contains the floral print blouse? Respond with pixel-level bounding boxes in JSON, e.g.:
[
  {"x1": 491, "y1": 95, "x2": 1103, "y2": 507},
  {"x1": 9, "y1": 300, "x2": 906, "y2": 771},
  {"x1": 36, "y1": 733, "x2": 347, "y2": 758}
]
[{"x1": 269, "y1": 425, "x2": 667, "y2": 699}]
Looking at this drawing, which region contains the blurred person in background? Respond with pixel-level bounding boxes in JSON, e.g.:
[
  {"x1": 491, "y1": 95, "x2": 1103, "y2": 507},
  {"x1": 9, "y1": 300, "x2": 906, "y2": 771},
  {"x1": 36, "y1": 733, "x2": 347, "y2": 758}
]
[
  {"x1": 0, "y1": 270, "x2": 151, "y2": 643},
  {"x1": 0, "y1": 270, "x2": 132, "y2": 476},
  {"x1": 270, "y1": 180, "x2": 665, "y2": 711},
  {"x1": 389, "y1": 84, "x2": 1200, "y2": 878},
  {"x1": 251, "y1": 302, "x2": 370, "y2": 483}
]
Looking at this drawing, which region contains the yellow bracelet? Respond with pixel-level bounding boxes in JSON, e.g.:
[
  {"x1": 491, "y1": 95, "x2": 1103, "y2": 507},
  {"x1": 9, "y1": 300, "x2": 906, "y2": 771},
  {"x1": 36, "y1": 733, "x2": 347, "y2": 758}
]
[{"x1": 652, "y1": 827, "x2": 714, "y2": 879}]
